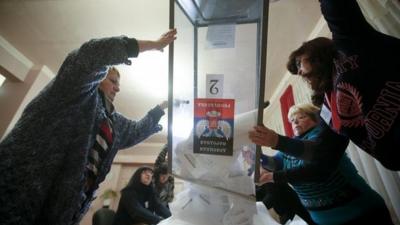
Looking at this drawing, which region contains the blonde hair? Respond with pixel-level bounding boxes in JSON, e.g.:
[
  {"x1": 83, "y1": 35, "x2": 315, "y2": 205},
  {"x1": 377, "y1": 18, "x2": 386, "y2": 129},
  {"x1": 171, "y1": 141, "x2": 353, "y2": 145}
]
[
  {"x1": 288, "y1": 103, "x2": 320, "y2": 122},
  {"x1": 108, "y1": 66, "x2": 120, "y2": 77}
]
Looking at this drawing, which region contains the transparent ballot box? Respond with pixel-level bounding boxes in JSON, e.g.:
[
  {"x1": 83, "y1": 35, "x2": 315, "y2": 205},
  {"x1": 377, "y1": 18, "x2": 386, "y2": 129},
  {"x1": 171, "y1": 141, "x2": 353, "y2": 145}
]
[{"x1": 168, "y1": 0, "x2": 268, "y2": 199}]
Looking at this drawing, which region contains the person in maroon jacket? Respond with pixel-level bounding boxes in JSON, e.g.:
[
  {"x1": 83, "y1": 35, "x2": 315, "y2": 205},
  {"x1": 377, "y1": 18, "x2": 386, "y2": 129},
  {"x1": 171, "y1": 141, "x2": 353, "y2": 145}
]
[{"x1": 250, "y1": 0, "x2": 400, "y2": 171}]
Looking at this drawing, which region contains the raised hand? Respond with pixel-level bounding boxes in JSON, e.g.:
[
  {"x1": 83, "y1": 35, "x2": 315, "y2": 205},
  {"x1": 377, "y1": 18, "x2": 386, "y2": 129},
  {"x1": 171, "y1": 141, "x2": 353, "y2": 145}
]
[
  {"x1": 256, "y1": 167, "x2": 274, "y2": 186},
  {"x1": 248, "y1": 125, "x2": 279, "y2": 148},
  {"x1": 137, "y1": 28, "x2": 177, "y2": 52},
  {"x1": 155, "y1": 28, "x2": 177, "y2": 52},
  {"x1": 158, "y1": 100, "x2": 168, "y2": 110}
]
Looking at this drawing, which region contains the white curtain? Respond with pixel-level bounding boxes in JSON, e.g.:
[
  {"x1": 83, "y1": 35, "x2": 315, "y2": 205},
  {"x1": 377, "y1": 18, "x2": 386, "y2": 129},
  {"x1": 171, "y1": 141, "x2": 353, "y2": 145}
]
[
  {"x1": 357, "y1": 0, "x2": 400, "y2": 38},
  {"x1": 264, "y1": 2, "x2": 400, "y2": 222},
  {"x1": 347, "y1": 142, "x2": 400, "y2": 224}
]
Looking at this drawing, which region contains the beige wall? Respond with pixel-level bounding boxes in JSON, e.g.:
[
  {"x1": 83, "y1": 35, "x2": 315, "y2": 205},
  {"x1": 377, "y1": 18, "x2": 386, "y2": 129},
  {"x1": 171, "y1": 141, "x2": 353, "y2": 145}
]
[
  {"x1": 0, "y1": 67, "x2": 39, "y2": 137},
  {"x1": 0, "y1": 35, "x2": 55, "y2": 139},
  {"x1": 1, "y1": 66, "x2": 54, "y2": 138}
]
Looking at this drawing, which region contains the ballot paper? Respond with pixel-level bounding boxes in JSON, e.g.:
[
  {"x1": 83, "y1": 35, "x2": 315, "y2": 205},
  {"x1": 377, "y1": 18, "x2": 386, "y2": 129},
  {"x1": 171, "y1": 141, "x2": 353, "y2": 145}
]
[
  {"x1": 169, "y1": 183, "x2": 256, "y2": 225},
  {"x1": 159, "y1": 192, "x2": 307, "y2": 225},
  {"x1": 173, "y1": 110, "x2": 258, "y2": 196},
  {"x1": 158, "y1": 184, "x2": 284, "y2": 225}
]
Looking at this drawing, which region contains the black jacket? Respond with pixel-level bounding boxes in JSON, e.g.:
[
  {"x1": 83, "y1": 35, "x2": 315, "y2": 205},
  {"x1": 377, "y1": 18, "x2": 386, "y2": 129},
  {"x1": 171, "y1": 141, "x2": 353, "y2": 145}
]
[{"x1": 112, "y1": 168, "x2": 171, "y2": 225}]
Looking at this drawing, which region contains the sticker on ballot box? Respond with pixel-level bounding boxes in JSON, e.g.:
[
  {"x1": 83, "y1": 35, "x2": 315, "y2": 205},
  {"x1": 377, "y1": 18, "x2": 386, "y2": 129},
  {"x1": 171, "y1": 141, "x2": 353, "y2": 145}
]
[{"x1": 194, "y1": 98, "x2": 234, "y2": 156}]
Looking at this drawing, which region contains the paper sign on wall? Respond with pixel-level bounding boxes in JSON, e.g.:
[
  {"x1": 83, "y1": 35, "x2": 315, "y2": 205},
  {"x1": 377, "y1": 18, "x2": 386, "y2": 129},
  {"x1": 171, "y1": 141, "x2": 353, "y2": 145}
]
[{"x1": 206, "y1": 24, "x2": 235, "y2": 49}]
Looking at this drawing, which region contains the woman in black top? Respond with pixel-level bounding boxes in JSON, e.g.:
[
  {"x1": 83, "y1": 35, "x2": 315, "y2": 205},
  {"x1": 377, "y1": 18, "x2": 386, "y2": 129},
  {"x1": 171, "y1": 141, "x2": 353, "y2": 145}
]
[{"x1": 113, "y1": 167, "x2": 171, "y2": 225}]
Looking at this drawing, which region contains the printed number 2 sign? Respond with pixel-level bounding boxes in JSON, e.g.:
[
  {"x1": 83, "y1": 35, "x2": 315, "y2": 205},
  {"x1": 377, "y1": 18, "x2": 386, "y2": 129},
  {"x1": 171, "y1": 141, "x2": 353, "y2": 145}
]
[{"x1": 206, "y1": 74, "x2": 224, "y2": 98}]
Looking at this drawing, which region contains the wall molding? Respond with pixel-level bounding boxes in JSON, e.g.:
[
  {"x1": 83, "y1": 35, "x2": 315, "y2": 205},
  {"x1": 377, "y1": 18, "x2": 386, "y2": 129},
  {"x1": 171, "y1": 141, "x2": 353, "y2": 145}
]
[{"x1": 0, "y1": 35, "x2": 33, "y2": 81}]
